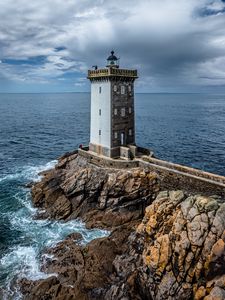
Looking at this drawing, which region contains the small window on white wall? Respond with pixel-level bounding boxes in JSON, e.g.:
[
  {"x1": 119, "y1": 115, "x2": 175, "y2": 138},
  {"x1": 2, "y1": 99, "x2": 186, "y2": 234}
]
[
  {"x1": 99, "y1": 130, "x2": 101, "y2": 135},
  {"x1": 129, "y1": 129, "x2": 132, "y2": 136},
  {"x1": 121, "y1": 85, "x2": 125, "y2": 94},
  {"x1": 114, "y1": 108, "x2": 117, "y2": 115},
  {"x1": 121, "y1": 108, "x2": 125, "y2": 117},
  {"x1": 99, "y1": 109, "x2": 101, "y2": 116},
  {"x1": 114, "y1": 131, "x2": 118, "y2": 139},
  {"x1": 114, "y1": 85, "x2": 117, "y2": 92},
  {"x1": 99, "y1": 86, "x2": 102, "y2": 93}
]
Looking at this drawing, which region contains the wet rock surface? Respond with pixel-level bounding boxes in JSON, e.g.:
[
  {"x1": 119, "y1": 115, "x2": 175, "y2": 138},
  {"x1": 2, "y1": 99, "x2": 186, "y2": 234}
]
[
  {"x1": 20, "y1": 225, "x2": 134, "y2": 300},
  {"x1": 19, "y1": 153, "x2": 225, "y2": 299}
]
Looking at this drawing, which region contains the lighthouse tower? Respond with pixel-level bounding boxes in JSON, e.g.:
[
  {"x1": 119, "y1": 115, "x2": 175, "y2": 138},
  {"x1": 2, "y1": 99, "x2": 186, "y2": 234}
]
[{"x1": 87, "y1": 51, "x2": 138, "y2": 158}]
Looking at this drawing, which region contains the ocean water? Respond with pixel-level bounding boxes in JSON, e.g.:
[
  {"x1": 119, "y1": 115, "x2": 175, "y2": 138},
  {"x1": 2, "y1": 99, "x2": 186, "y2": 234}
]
[{"x1": 0, "y1": 92, "x2": 225, "y2": 297}]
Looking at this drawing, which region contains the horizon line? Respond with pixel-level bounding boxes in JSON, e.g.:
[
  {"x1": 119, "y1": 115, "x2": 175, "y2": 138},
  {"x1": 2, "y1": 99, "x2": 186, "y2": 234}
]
[{"x1": 0, "y1": 91, "x2": 223, "y2": 95}]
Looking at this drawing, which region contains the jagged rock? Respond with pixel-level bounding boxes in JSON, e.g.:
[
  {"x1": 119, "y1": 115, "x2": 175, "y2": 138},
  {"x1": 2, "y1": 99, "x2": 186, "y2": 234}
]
[
  {"x1": 65, "y1": 232, "x2": 83, "y2": 241},
  {"x1": 102, "y1": 191, "x2": 225, "y2": 300},
  {"x1": 204, "y1": 286, "x2": 225, "y2": 300},
  {"x1": 21, "y1": 187, "x2": 225, "y2": 299},
  {"x1": 18, "y1": 151, "x2": 225, "y2": 300},
  {"x1": 19, "y1": 276, "x2": 61, "y2": 300},
  {"x1": 133, "y1": 191, "x2": 225, "y2": 300},
  {"x1": 195, "y1": 286, "x2": 206, "y2": 300},
  {"x1": 51, "y1": 194, "x2": 72, "y2": 219},
  {"x1": 31, "y1": 153, "x2": 159, "y2": 228},
  {"x1": 20, "y1": 226, "x2": 133, "y2": 300}
]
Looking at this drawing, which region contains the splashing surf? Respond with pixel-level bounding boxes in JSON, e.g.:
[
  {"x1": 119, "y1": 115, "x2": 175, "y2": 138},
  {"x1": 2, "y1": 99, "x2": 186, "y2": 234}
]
[{"x1": 0, "y1": 160, "x2": 109, "y2": 299}]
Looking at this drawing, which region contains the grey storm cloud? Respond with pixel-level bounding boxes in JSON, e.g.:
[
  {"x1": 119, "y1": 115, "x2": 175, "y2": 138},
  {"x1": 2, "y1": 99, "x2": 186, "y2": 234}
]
[{"x1": 0, "y1": 0, "x2": 225, "y2": 91}]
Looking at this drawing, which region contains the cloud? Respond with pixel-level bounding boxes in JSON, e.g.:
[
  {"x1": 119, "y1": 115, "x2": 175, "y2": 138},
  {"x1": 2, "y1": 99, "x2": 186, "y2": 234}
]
[{"x1": 0, "y1": 0, "x2": 225, "y2": 92}]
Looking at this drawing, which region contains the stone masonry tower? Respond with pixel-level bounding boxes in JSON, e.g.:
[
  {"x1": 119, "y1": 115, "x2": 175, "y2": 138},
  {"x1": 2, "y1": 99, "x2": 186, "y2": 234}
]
[{"x1": 87, "y1": 51, "x2": 138, "y2": 158}]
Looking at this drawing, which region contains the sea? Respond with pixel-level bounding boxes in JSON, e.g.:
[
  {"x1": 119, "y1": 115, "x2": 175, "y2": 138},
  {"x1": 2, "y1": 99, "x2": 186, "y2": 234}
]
[{"x1": 0, "y1": 92, "x2": 225, "y2": 298}]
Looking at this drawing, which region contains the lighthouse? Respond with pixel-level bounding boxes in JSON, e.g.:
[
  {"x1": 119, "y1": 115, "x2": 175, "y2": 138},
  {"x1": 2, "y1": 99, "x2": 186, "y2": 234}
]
[{"x1": 87, "y1": 51, "x2": 138, "y2": 158}]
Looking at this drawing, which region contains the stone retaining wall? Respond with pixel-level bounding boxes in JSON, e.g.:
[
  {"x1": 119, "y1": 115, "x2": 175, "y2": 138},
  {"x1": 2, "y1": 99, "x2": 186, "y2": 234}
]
[
  {"x1": 142, "y1": 156, "x2": 225, "y2": 184},
  {"x1": 138, "y1": 160, "x2": 225, "y2": 197},
  {"x1": 78, "y1": 149, "x2": 139, "y2": 169},
  {"x1": 78, "y1": 148, "x2": 225, "y2": 197}
]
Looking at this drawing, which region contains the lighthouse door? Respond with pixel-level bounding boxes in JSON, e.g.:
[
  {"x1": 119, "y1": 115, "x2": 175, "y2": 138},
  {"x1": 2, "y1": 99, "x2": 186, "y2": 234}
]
[{"x1": 121, "y1": 132, "x2": 125, "y2": 146}]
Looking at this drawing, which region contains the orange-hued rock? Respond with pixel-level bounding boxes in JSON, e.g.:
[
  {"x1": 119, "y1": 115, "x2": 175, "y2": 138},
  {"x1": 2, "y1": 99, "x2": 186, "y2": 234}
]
[
  {"x1": 104, "y1": 191, "x2": 225, "y2": 300},
  {"x1": 211, "y1": 239, "x2": 225, "y2": 258},
  {"x1": 133, "y1": 191, "x2": 225, "y2": 300},
  {"x1": 17, "y1": 152, "x2": 225, "y2": 300},
  {"x1": 195, "y1": 286, "x2": 206, "y2": 300}
]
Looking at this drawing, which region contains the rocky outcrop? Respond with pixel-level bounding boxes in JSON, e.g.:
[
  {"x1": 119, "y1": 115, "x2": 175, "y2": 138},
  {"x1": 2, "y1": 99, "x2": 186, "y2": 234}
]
[
  {"x1": 19, "y1": 152, "x2": 225, "y2": 300},
  {"x1": 32, "y1": 153, "x2": 160, "y2": 228},
  {"x1": 20, "y1": 225, "x2": 134, "y2": 300},
  {"x1": 106, "y1": 191, "x2": 225, "y2": 300},
  {"x1": 140, "y1": 191, "x2": 225, "y2": 300},
  {"x1": 21, "y1": 190, "x2": 225, "y2": 300}
]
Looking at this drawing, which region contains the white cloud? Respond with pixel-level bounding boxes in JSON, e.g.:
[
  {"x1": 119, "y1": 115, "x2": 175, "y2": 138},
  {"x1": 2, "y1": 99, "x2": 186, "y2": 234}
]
[{"x1": 0, "y1": 0, "x2": 225, "y2": 91}]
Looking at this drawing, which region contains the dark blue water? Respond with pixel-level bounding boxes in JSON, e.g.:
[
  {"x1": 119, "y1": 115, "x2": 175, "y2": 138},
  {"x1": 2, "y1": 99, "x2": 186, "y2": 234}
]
[
  {"x1": 0, "y1": 92, "x2": 225, "y2": 298},
  {"x1": 0, "y1": 93, "x2": 107, "y2": 299},
  {"x1": 136, "y1": 93, "x2": 225, "y2": 174}
]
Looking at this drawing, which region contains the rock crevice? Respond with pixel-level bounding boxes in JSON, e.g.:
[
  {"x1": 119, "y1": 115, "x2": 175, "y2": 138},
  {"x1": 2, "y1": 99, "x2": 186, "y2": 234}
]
[
  {"x1": 18, "y1": 153, "x2": 225, "y2": 300},
  {"x1": 32, "y1": 153, "x2": 159, "y2": 228}
]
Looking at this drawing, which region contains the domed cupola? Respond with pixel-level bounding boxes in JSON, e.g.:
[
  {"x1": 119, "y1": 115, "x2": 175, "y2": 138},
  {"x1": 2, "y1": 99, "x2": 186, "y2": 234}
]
[{"x1": 106, "y1": 50, "x2": 119, "y2": 68}]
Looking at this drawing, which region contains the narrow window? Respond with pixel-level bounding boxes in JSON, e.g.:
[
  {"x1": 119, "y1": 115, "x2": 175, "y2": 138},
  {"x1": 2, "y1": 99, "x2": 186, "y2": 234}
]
[
  {"x1": 99, "y1": 109, "x2": 101, "y2": 116},
  {"x1": 129, "y1": 129, "x2": 132, "y2": 136},
  {"x1": 121, "y1": 132, "x2": 125, "y2": 145},
  {"x1": 121, "y1": 108, "x2": 125, "y2": 117},
  {"x1": 114, "y1": 108, "x2": 117, "y2": 115},
  {"x1": 114, "y1": 85, "x2": 117, "y2": 92},
  {"x1": 121, "y1": 85, "x2": 125, "y2": 94},
  {"x1": 128, "y1": 85, "x2": 132, "y2": 92},
  {"x1": 99, "y1": 86, "x2": 101, "y2": 93},
  {"x1": 99, "y1": 130, "x2": 101, "y2": 135},
  {"x1": 114, "y1": 131, "x2": 118, "y2": 139},
  {"x1": 128, "y1": 107, "x2": 132, "y2": 114}
]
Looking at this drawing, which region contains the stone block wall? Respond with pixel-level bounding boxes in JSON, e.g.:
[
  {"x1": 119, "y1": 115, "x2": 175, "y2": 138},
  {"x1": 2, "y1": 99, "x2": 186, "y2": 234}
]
[
  {"x1": 78, "y1": 148, "x2": 139, "y2": 169},
  {"x1": 78, "y1": 148, "x2": 225, "y2": 197},
  {"x1": 141, "y1": 156, "x2": 225, "y2": 185},
  {"x1": 139, "y1": 161, "x2": 225, "y2": 197}
]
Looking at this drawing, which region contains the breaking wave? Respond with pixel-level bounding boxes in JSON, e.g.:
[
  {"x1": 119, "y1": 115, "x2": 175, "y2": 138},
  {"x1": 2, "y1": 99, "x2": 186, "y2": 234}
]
[
  {"x1": 0, "y1": 160, "x2": 108, "y2": 299},
  {"x1": 0, "y1": 160, "x2": 58, "y2": 184}
]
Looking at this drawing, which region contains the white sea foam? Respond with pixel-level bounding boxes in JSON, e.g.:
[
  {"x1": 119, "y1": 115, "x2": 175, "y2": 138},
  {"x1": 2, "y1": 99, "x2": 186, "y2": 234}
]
[
  {"x1": 13, "y1": 191, "x2": 37, "y2": 213},
  {"x1": 0, "y1": 160, "x2": 57, "y2": 184},
  {"x1": 0, "y1": 246, "x2": 56, "y2": 281},
  {"x1": 1, "y1": 213, "x2": 108, "y2": 287},
  {"x1": 1, "y1": 159, "x2": 109, "y2": 298},
  {"x1": 21, "y1": 160, "x2": 58, "y2": 182}
]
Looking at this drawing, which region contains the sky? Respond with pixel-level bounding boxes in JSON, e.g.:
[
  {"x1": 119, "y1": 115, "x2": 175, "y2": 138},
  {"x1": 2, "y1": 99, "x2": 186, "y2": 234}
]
[{"x1": 0, "y1": 0, "x2": 225, "y2": 93}]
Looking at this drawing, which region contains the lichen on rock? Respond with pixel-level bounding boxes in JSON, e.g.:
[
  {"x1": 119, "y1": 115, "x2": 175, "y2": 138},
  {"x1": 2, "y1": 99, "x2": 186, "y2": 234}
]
[
  {"x1": 135, "y1": 191, "x2": 225, "y2": 300},
  {"x1": 18, "y1": 152, "x2": 225, "y2": 300}
]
